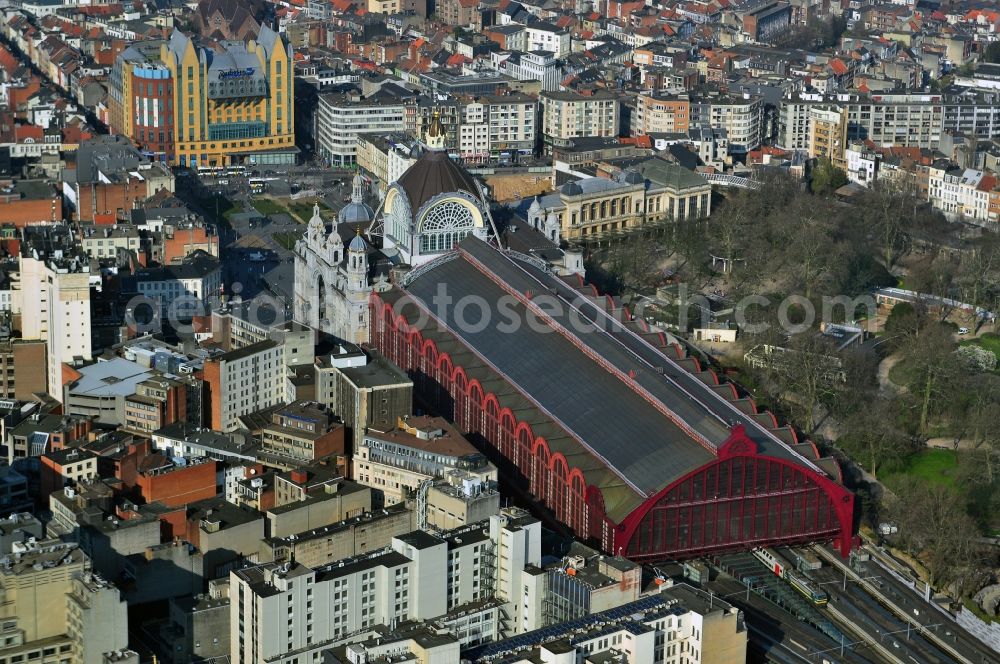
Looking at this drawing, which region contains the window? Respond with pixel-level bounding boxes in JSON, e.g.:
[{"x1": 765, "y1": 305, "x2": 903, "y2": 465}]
[{"x1": 419, "y1": 201, "x2": 477, "y2": 254}]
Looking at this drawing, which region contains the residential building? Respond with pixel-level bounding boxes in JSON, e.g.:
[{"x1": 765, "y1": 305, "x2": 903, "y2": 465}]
[
  {"x1": 0, "y1": 543, "x2": 130, "y2": 664},
  {"x1": 17, "y1": 252, "x2": 91, "y2": 402},
  {"x1": 266, "y1": 467, "x2": 371, "y2": 538},
  {"x1": 540, "y1": 90, "x2": 620, "y2": 151},
  {"x1": 465, "y1": 584, "x2": 747, "y2": 664},
  {"x1": 231, "y1": 509, "x2": 543, "y2": 663},
  {"x1": 691, "y1": 92, "x2": 763, "y2": 154},
  {"x1": 543, "y1": 544, "x2": 642, "y2": 625},
  {"x1": 410, "y1": 95, "x2": 537, "y2": 162},
  {"x1": 634, "y1": 92, "x2": 691, "y2": 136},
  {"x1": 0, "y1": 513, "x2": 45, "y2": 554},
  {"x1": 315, "y1": 346, "x2": 413, "y2": 451},
  {"x1": 845, "y1": 141, "x2": 880, "y2": 186},
  {"x1": 203, "y1": 340, "x2": 285, "y2": 432},
  {"x1": 807, "y1": 106, "x2": 848, "y2": 169},
  {"x1": 259, "y1": 401, "x2": 346, "y2": 467},
  {"x1": 61, "y1": 135, "x2": 175, "y2": 223},
  {"x1": 0, "y1": 465, "x2": 30, "y2": 516},
  {"x1": 315, "y1": 90, "x2": 407, "y2": 167},
  {"x1": 356, "y1": 134, "x2": 419, "y2": 194},
  {"x1": 130, "y1": 250, "x2": 222, "y2": 317},
  {"x1": 135, "y1": 457, "x2": 218, "y2": 508},
  {"x1": 123, "y1": 374, "x2": 200, "y2": 435},
  {"x1": 0, "y1": 179, "x2": 62, "y2": 227},
  {"x1": 356, "y1": 415, "x2": 499, "y2": 529},
  {"x1": 160, "y1": 28, "x2": 296, "y2": 167},
  {"x1": 7, "y1": 413, "x2": 89, "y2": 464},
  {"x1": 737, "y1": 0, "x2": 792, "y2": 42},
  {"x1": 927, "y1": 164, "x2": 993, "y2": 222},
  {"x1": 79, "y1": 224, "x2": 143, "y2": 260},
  {"x1": 437, "y1": 0, "x2": 480, "y2": 29},
  {"x1": 39, "y1": 447, "x2": 99, "y2": 502},
  {"x1": 525, "y1": 23, "x2": 571, "y2": 58},
  {"x1": 0, "y1": 337, "x2": 47, "y2": 401},
  {"x1": 259, "y1": 502, "x2": 415, "y2": 568},
  {"x1": 495, "y1": 50, "x2": 560, "y2": 92}
]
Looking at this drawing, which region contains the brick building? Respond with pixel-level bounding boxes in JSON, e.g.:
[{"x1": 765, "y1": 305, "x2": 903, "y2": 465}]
[
  {"x1": 0, "y1": 180, "x2": 62, "y2": 227},
  {"x1": 39, "y1": 447, "x2": 99, "y2": 501},
  {"x1": 135, "y1": 458, "x2": 218, "y2": 508}
]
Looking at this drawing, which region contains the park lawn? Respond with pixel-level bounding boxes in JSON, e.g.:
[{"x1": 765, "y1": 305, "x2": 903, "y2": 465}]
[
  {"x1": 288, "y1": 200, "x2": 330, "y2": 223},
  {"x1": 884, "y1": 449, "x2": 960, "y2": 489},
  {"x1": 251, "y1": 198, "x2": 289, "y2": 216}
]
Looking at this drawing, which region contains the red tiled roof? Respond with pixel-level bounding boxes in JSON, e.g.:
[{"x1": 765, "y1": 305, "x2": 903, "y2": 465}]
[
  {"x1": 977, "y1": 175, "x2": 998, "y2": 193},
  {"x1": 829, "y1": 58, "x2": 848, "y2": 75}
]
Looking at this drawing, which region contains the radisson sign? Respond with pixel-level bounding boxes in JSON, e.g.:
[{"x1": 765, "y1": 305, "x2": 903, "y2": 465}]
[{"x1": 218, "y1": 68, "x2": 255, "y2": 81}]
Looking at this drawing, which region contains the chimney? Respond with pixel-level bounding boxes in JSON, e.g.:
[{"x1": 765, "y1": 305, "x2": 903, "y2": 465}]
[{"x1": 290, "y1": 470, "x2": 308, "y2": 484}]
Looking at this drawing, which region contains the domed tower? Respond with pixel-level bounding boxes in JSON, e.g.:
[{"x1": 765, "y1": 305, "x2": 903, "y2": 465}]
[
  {"x1": 527, "y1": 196, "x2": 543, "y2": 231},
  {"x1": 426, "y1": 110, "x2": 446, "y2": 152},
  {"x1": 343, "y1": 228, "x2": 372, "y2": 343},
  {"x1": 324, "y1": 226, "x2": 343, "y2": 266},
  {"x1": 339, "y1": 173, "x2": 374, "y2": 226},
  {"x1": 307, "y1": 203, "x2": 326, "y2": 247},
  {"x1": 346, "y1": 228, "x2": 369, "y2": 293},
  {"x1": 544, "y1": 211, "x2": 560, "y2": 244}
]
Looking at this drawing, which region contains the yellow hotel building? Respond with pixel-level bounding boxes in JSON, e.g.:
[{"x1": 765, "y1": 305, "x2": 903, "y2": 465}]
[{"x1": 161, "y1": 27, "x2": 296, "y2": 167}]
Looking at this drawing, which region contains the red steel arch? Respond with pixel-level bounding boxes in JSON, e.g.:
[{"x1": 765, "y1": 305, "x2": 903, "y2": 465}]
[{"x1": 612, "y1": 428, "x2": 854, "y2": 560}]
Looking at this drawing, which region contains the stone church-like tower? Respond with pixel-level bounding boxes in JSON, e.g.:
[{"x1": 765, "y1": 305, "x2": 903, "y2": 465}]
[{"x1": 292, "y1": 202, "x2": 373, "y2": 344}]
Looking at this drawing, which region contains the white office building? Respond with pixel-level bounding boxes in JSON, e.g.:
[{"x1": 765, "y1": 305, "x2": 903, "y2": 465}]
[
  {"x1": 231, "y1": 509, "x2": 544, "y2": 664},
  {"x1": 316, "y1": 91, "x2": 408, "y2": 167},
  {"x1": 16, "y1": 254, "x2": 92, "y2": 401}
]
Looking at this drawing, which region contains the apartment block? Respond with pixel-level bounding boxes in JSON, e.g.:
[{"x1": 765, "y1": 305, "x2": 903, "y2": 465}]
[
  {"x1": 356, "y1": 416, "x2": 499, "y2": 529},
  {"x1": 260, "y1": 502, "x2": 415, "y2": 568},
  {"x1": 259, "y1": 401, "x2": 346, "y2": 468},
  {"x1": 131, "y1": 250, "x2": 222, "y2": 318},
  {"x1": 17, "y1": 253, "x2": 91, "y2": 402},
  {"x1": 0, "y1": 543, "x2": 129, "y2": 664},
  {"x1": 807, "y1": 106, "x2": 848, "y2": 170},
  {"x1": 633, "y1": 92, "x2": 691, "y2": 136},
  {"x1": 315, "y1": 346, "x2": 413, "y2": 452},
  {"x1": 690, "y1": 92, "x2": 763, "y2": 154},
  {"x1": 466, "y1": 584, "x2": 747, "y2": 664},
  {"x1": 204, "y1": 340, "x2": 285, "y2": 432},
  {"x1": 315, "y1": 91, "x2": 407, "y2": 167},
  {"x1": 0, "y1": 337, "x2": 47, "y2": 401},
  {"x1": 231, "y1": 509, "x2": 543, "y2": 664},
  {"x1": 39, "y1": 448, "x2": 99, "y2": 502},
  {"x1": 541, "y1": 90, "x2": 619, "y2": 151}
]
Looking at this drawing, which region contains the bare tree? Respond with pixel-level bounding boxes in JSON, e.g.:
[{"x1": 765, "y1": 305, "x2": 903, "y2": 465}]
[
  {"x1": 886, "y1": 477, "x2": 986, "y2": 591},
  {"x1": 859, "y1": 181, "x2": 916, "y2": 271},
  {"x1": 771, "y1": 334, "x2": 842, "y2": 433},
  {"x1": 899, "y1": 324, "x2": 961, "y2": 435},
  {"x1": 842, "y1": 401, "x2": 909, "y2": 479}
]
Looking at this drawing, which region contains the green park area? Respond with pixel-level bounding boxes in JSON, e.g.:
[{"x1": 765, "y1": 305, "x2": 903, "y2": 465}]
[
  {"x1": 251, "y1": 197, "x2": 331, "y2": 223},
  {"x1": 881, "y1": 448, "x2": 959, "y2": 489}
]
